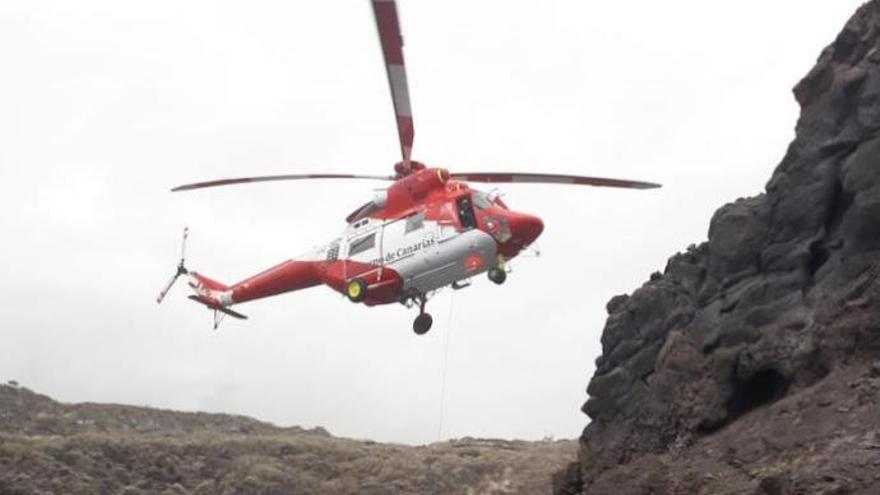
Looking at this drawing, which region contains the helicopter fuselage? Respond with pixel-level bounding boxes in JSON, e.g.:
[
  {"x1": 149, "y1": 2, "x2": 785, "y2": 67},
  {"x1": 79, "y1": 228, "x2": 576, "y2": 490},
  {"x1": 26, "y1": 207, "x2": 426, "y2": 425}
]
[{"x1": 186, "y1": 166, "x2": 543, "y2": 314}]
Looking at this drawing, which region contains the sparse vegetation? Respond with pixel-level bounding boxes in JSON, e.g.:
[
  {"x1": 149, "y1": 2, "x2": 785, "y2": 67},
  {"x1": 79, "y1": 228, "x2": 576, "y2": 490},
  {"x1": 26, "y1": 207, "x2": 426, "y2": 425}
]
[{"x1": 0, "y1": 385, "x2": 574, "y2": 494}]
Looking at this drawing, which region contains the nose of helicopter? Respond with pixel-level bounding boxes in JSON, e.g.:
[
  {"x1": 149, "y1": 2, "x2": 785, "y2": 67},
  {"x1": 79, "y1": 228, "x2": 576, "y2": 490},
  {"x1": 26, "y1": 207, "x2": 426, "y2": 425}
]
[{"x1": 507, "y1": 212, "x2": 544, "y2": 247}]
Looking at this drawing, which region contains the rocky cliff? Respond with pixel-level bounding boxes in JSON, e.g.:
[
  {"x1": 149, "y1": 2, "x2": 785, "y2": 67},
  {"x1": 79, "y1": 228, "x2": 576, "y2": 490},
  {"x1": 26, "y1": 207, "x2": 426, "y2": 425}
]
[{"x1": 556, "y1": 3, "x2": 880, "y2": 494}]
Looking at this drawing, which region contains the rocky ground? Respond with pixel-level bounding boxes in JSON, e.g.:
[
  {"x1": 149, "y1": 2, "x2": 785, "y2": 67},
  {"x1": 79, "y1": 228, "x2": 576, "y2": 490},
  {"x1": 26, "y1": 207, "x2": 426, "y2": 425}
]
[
  {"x1": 0, "y1": 385, "x2": 575, "y2": 495},
  {"x1": 556, "y1": 2, "x2": 880, "y2": 494}
]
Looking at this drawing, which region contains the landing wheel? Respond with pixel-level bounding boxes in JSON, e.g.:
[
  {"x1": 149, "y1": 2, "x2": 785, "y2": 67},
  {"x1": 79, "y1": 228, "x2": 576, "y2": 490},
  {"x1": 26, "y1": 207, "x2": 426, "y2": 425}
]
[
  {"x1": 488, "y1": 267, "x2": 507, "y2": 285},
  {"x1": 413, "y1": 313, "x2": 433, "y2": 335},
  {"x1": 346, "y1": 278, "x2": 367, "y2": 303},
  {"x1": 412, "y1": 294, "x2": 432, "y2": 335}
]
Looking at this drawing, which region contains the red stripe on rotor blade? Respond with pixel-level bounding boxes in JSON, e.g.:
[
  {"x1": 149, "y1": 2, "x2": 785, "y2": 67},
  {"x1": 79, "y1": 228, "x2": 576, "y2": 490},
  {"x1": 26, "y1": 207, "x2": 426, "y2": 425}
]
[
  {"x1": 371, "y1": 0, "x2": 415, "y2": 163},
  {"x1": 372, "y1": 1, "x2": 404, "y2": 64}
]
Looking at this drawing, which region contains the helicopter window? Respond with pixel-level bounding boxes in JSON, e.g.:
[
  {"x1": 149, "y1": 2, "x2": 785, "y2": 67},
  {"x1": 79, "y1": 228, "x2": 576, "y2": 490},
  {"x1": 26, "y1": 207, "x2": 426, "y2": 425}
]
[
  {"x1": 472, "y1": 190, "x2": 493, "y2": 210},
  {"x1": 326, "y1": 240, "x2": 340, "y2": 261},
  {"x1": 405, "y1": 212, "x2": 424, "y2": 233},
  {"x1": 457, "y1": 195, "x2": 477, "y2": 230},
  {"x1": 348, "y1": 233, "x2": 375, "y2": 257}
]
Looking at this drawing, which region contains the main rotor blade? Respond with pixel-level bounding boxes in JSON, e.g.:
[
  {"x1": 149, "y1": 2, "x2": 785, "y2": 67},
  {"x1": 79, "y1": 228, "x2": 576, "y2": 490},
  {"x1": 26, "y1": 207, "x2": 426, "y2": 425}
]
[
  {"x1": 371, "y1": 0, "x2": 414, "y2": 163},
  {"x1": 450, "y1": 172, "x2": 661, "y2": 189},
  {"x1": 171, "y1": 174, "x2": 394, "y2": 192}
]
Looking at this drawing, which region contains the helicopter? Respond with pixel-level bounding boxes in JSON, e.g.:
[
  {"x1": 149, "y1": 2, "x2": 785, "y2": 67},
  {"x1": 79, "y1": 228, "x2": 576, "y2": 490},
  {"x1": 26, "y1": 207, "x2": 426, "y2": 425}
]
[{"x1": 157, "y1": 0, "x2": 661, "y2": 334}]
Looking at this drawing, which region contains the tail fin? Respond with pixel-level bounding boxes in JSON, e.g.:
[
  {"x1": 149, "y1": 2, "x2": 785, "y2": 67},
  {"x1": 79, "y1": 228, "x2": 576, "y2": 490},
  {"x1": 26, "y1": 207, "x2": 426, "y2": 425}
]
[
  {"x1": 186, "y1": 273, "x2": 246, "y2": 328},
  {"x1": 157, "y1": 229, "x2": 245, "y2": 329},
  {"x1": 187, "y1": 271, "x2": 233, "y2": 306}
]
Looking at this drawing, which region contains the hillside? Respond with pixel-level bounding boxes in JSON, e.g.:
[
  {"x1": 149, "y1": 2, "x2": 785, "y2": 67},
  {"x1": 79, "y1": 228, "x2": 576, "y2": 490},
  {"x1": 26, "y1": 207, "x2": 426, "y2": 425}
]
[
  {"x1": 0, "y1": 384, "x2": 574, "y2": 495},
  {"x1": 556, "y1": 2, "x2": 880, "y2": 494}
]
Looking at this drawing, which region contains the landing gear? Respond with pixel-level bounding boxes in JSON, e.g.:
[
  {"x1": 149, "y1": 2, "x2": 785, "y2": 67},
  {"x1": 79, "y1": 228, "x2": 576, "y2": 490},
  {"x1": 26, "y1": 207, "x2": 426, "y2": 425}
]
[
  {"x1": 488, "y1": 256, "x2": 507, "y2": 285},
  {"x1": 414, "y1": 313, "x2": 433, "y2": 335},
  {"x1": 412, "y1": 294, "x2": 433, "y2": 335},
  {"x1": 346, "y1": 278, "x2": 367, "y2": 303},
  {"x1": 488, "y1": 267, "x2": 506, "y2": 285}
]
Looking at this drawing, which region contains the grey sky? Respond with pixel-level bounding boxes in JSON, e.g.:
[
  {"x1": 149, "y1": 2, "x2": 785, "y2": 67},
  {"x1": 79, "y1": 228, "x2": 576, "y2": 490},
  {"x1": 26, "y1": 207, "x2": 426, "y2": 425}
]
[{"x1": 0, "y1": 0, "x2": 864, "y2": 444}]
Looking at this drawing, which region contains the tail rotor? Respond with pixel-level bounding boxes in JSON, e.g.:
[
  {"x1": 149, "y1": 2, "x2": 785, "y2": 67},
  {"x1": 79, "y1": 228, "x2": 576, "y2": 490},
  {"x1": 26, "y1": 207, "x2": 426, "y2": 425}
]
[{"x1": 156, "y1": 227, "x2": 189, "y2": 304}]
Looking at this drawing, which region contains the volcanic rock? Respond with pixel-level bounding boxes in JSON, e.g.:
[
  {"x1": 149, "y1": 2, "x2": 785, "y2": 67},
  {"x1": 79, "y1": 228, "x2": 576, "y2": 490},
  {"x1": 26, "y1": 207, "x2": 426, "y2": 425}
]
[{"x1": 556, "y1": 2, "x2": 880, "y2": 494}]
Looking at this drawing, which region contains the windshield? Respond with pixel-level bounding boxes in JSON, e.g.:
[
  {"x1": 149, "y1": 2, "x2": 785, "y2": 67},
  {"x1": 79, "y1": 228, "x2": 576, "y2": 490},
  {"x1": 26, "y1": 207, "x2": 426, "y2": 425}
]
[
  {"x1": 456, "y1": 195, "x2": 477, "y2": 230},
  {"x1": 472, "y1": 190, "x2": 493, "y2": 210}
]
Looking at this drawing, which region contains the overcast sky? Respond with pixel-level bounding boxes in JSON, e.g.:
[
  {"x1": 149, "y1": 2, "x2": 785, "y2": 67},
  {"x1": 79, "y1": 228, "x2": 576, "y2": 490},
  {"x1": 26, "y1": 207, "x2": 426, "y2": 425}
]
[{"x1": 0, "y1": 1, "x2": 865, "y2": 445}]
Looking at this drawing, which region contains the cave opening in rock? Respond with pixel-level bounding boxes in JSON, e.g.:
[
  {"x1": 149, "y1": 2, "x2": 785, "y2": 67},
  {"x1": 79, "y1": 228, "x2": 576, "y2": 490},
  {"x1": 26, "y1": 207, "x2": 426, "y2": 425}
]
[
  {"x1": 726, "y1": 368, "x2": 790, "y2": 421},
  {"x1": 823, "y1": 178, "x2": 853, "y2": 234},
  {"x1": 808, "y1": 241, "x2": 830, "y2": 277}
]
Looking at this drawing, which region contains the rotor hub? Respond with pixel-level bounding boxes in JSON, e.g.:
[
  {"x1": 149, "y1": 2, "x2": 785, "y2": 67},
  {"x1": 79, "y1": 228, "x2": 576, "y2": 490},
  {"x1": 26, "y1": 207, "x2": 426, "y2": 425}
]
[{"x1": 394, "y1": 160, "x2": 426, "y2": 178}]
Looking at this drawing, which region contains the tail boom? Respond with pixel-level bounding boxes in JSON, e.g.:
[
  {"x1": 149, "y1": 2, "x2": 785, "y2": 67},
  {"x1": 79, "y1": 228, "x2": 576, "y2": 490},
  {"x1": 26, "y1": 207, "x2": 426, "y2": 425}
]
[
  {"x1": 187, "y1": 260, "x2": 323, "y2": 310},
  {"x1": 228, "y1": 260, "x2": 322, "y2": 304}
]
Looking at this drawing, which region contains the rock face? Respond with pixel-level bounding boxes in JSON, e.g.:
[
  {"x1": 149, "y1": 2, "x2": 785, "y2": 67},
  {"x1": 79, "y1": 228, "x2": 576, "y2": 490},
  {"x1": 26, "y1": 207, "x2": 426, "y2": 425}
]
[{"x1": 556, "y1": 3, "x2": 880, "y2": 494}]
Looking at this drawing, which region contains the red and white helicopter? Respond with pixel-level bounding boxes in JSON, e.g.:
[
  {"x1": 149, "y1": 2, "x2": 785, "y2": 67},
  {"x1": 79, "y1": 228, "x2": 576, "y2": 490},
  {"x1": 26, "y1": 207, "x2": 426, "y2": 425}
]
[{"x1": 157, "y1": 0, "x2": 660, "y2": 334}]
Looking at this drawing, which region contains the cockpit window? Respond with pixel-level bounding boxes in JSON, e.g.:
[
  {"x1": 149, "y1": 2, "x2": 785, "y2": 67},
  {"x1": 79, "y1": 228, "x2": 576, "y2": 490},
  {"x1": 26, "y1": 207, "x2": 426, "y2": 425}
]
[
  {"x1": 457, "y1": 195, "x2": 477, "y2": 230},
  {"x1": 472, "y1": 190, "x2": 493, "y2": 210}
]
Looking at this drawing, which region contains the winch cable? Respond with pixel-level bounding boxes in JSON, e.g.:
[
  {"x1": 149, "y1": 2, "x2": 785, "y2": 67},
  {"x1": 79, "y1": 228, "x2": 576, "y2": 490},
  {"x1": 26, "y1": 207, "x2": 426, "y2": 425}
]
[{"x1": 437, "y1": 291, "x2": 455, "y2": 442}]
